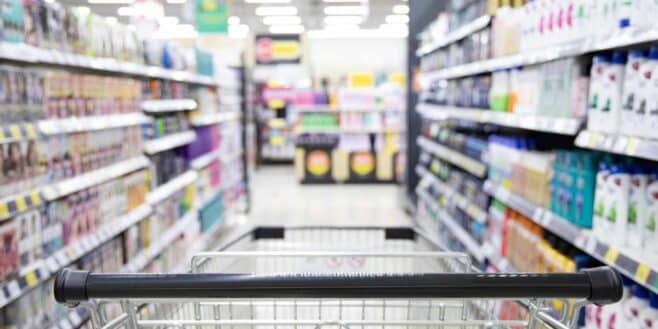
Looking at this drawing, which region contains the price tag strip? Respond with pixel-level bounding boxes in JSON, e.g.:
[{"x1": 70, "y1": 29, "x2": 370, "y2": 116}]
[{"x1": 484, "y1": 179, "x2": 658, "y2": 294}]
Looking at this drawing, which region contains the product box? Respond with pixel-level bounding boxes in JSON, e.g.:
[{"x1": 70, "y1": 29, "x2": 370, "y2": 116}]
[{"x1": 347, "y1": 151, "x2": 377, "y2": 183}]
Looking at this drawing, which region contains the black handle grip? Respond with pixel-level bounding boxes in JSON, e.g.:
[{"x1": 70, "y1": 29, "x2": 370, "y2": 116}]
[{"x1": 55, "y1": 267, "x2": 622, "y2": 306}]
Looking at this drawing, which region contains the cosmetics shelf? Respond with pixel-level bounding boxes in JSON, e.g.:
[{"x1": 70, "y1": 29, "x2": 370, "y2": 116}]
[
  {"x1": 483, "y1": 180, "x2": 658, "y2": 295},
  {"x1": 575, "y1": 130, "x2": 658, "y2": 162},
  {"x1": 417, "y1": 136, "x2": 487, "y2": 178},
  {"x1": 417, "y1": 103, "x2": 583, "y2": 136}
]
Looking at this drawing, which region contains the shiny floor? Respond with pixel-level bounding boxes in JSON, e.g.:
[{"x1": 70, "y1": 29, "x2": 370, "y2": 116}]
[{"x1": 248, "y1": 166, "x2": 412, "y2": 227}]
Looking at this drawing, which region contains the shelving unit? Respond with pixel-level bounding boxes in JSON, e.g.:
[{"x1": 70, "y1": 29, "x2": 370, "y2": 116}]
[
  {"x1": 416, "y1": 136, "x2": 487, "y2": 178},
  {"x1": 0, "y1": 42, "x2": 216, "y2": 86},
  {"x1": 143, "y1": 131, "x2": 197, "y2": 155},
  {"x1": 416, "y1": 165, "x2": 487, "y2": 223},
  {"x1": 416, "y1": 187, "x2": 486, "y2": 262},
  {"x1": 142, "y1": 99, "x2": 198, "y2": 113},
  {"x1": 575, "y1": 130, "x2": 658, "y2": 162},
  {"x1": 483, "y1": 180, "x2": 658, "y2": 294},
  {"x1": 146, "y1": 170, "x2": 199, "y2": 206},
  {"x1": 37, "y1": 113, "x2": 151, "y2": 135},
  {"x1": 416, "y1": 15, "x2": 491, "y2": 56},
  {"x1": 0, "y1": 205, "x2": 152, "y2": 309},
  {"x1": 418, "y1": 29, "x2": 658, "y2": 82},
  {"x1": 417, "y1": 103, "x2": 583, "y2": 136}
]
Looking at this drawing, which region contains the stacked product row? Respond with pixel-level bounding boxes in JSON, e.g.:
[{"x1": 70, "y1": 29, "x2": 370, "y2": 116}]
[{"x1": 0, "y1": 0, "x2": 213, "y2": 74}]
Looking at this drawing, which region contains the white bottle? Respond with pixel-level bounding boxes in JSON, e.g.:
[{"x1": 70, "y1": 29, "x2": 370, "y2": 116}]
[
  {"x1": 638, "y1": 293, "x2": 658, "y2": 329},
  {"x1": 600, "y1": 277, "x2": 635, "y2": 329},
  {"x1": 588, "y1": 55, "x2": 610, "y2": 132},
  {"x1": 606, "y1": 165, "x2": 631, "y2": 247},
  {"x1": 647, "y1": 177, "x2": 658, "y2": 254},
  {"x1": 621, "y1": 50, "x2": 648, "y2": 136},
  {"x1": 594, "y1": 163, "x2": 611, "y2": 239},
  {"x1": 600, "y1": 51, "x2": 628, "y2": 134},
  {"x1": 627, "y1": 167, "x2": 649, "y2": 248},
  {"x1": 647, "y1": 46, "x2": 658, "y2": 139},
  {"x1": 624, "y1": 286, "x2": 651, "y2": 327},
  {"x1": 635, "y1": 46, "x2": 657, "y2": 138}
]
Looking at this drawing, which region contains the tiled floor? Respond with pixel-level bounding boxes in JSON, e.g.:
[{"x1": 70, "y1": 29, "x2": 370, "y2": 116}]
[{"x1": 248, "y1": 166, "x2": 412, "y2": 227}]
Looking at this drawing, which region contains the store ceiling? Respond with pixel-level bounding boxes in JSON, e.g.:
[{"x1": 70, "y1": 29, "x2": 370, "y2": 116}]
[{"x1": 70, "y1": 0, "x2": 408, "y2": 35}]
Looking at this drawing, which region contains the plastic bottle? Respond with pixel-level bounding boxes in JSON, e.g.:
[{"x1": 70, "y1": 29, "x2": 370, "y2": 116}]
[
  {"x1": 634, "y1": 46, "x2": 657, "y2": 138},
  {"x1": 627, "y1": 167, "x2": 649, "y2": 248},
  {"x1": 624, "y1": 286, "x2": 651, "y2": 327},
  {"x1": 490, "y1": 70, "x2": 510, "y2": 112},
  {"x1": 588, "y1": 55, "x2": 610, "y2": 132},
  {"x1": 606, "y1": 165, "x2": 631, "y2": 247},
  {"x1": 600, "y1": 51, "x2": 628, "y2": 134},
  {"x1": 647, "y1": 176, "x2": 658, "y2": 254},
  {"x1": 647, "y1": 46, "x2": 658, "y2": 139},
  {"x1": 621, "y1": 50, "x2": 648, "y2": 136},
  {"x1": 593, "y1": 163, "x2": 611, "y2": 239},
  {"x1": 638, "y1": 293, "x2": 658, "y2": 329},
  {"x1": 599, "y1": 277, "x2": 635, "y2": 329}
]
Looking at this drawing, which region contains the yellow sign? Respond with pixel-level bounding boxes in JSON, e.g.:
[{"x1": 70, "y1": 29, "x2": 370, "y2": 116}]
[
  {"x1": 351, "y1": 152, "x2": 375, "y2": 176},
  {"x1": 389, "y1": 73, "x2": 406, "y2": 88},
  {"x1": 349, "y1": 73, "x2": 375, "y2": 88},
  {"x1": 272, "y1": 41, "x2": 301, "y2": 60},
  {"x1": 635, "y1": 264, "x2": 651, "y2": 283},
  {"x1": 307, "y1": 151, "x2": 330, "y2": 176},
  {"x1": 270, "y1": 136, "x2": 285, "y2": 146}
]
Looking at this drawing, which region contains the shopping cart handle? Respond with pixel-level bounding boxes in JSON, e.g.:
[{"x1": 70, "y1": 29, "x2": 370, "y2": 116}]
[{"x1": 54, "y1": 267, "x2": 623, "y2": 306}]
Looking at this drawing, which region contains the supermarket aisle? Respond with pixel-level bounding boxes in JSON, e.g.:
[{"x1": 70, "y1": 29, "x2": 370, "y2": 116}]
[{"x1": 249, "y1": 166, "x2": 411, "y2": 227}]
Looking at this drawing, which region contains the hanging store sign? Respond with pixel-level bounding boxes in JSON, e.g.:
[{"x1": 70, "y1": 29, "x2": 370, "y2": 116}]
[
  {"x1": 255, "y1": 35, "x2": 302, "y2": 65},
  {"x1": 195, "y1": 0, "x2": 228, "y2": 33}
]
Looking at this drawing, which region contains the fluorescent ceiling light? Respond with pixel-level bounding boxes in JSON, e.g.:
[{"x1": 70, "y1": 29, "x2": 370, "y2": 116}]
[
  {"x1": 228, "y1": 16, "x2": 241, "y2": 25},
  {"x1": 117, "y1": 6, "x2": 134, "y2": 16},
  {"x1": 308, "y1": 28, "x2": 407, "y2": 39},
  {"x1": 324, "y1": 15, "x2": 362, "y2": 25},
  {"x1": 323, "y1": 0, "x2": 364, "y2": 2},
  {"x1": 323, "y1": 24, "x2": 359, "y2": 30},
  {"x1": 380, "y1": 23, "x2": 408, "y2": 33},
  {"x1": 263, "y1": 16, "x2": 302, "y2": 25},
  {"x1": 167, "y1": 0, "x2": 186, "y2": 3},
  {"x1": 88, "y1": 0, "x2": 132, "y2": 3},
  {"x1": 255, "y1": 6, "x2": 298, "y2": 16},
  {"x1": 269, "y1": 24, "x2": 304, "y2": 34},
  {"x1": 393, "y1": 4, "x2": 409, "y2": 14},
  {"x1": 324, "y1": 6, "x2": 367, "y2": 15},
  {"x1": 246, "y1": 0, "x2": 290, "y2": 3},
  {"x1": 385, "y1": 14, "x2": 409, "y2": 24}
]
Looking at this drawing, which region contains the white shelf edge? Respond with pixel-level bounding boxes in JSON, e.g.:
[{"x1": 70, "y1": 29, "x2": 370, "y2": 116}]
[
  {"x1": 191, "y1": 149, "x2": 223, "y2": 169},
  {"x1": 144, "y1": 131, "x2": 197, "y2": 155},
  {"x1": 416, "y1": 15, "x2": 491, "y2": 56},
  {"x1": 0, "y1": 42, "x2": 217, "y2": 86},
  {"x1": 417, "y1": 103, "x2": 583, "y2": 136},
  {"x1": 51, "y1": 156, "x2": 150, "y2": 200},
  {"x1": 38, "y1": 113, "x2": 151, "y2": 135},
  {"x1": 416, "y1": 136, "x2": 487, "y2": 178},
  {"x1": 147, "y1": 170, "x2": 199, "y2": 205},
  {"x1": 142, "y1": 99, "x2": 198, "y2": 113},
  {"x1": 575, "y1": 130, "x2": 658, "y2": 162},
  {"x1": 189, "y1": 112, "x2": 240, "y2": 127},
  {"x1": 416, "y1": 188, "x2": 485, "y2": 262},
  {"x1": 419, "y1": 30, "x2": 658, "y2": 81}
]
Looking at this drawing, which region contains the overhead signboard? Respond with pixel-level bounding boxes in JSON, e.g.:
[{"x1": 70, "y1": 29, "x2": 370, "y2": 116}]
[{"x1": 255, "y1": 34, "x2": 302, "y2": 65}]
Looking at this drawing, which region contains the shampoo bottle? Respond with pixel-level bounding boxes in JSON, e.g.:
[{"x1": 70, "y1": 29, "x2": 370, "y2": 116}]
[
  {"x1": 588, "y1": 55, "x2": 609, "y2": 132},
  {"x1": 627, "y1": 167, "x2": 649, "y2": 248},
  {"x1": 601, "y1": 51, "x2": 628, "y2": 134},
  {"x1": 621, "y1": 50, "x2": 647, "y2": 136},
  {"x1": 607, "y1": 165, "x2": 631, "y2": 247}
]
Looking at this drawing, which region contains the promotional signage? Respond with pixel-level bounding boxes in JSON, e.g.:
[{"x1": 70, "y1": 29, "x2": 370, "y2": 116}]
[
  {"x1": 195, "y1": 0, "x2": 228, "y2": 33},
  {"x1": 255, "y1": 35, "x2": 302, "y2": 65}
]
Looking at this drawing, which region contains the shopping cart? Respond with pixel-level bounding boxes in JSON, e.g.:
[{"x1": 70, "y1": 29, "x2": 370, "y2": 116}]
[{"x1": 54, "y1": 226, "x2": 622, "y2": 329}]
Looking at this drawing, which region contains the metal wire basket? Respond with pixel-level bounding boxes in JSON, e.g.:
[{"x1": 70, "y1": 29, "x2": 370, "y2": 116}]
[{"x1": 54, "y1": 227, "x2": 622, "y2": 329}]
